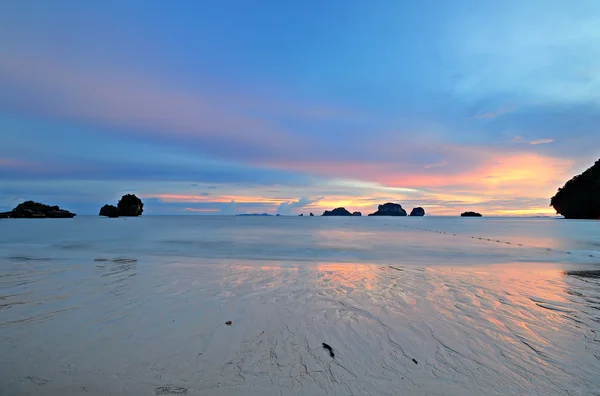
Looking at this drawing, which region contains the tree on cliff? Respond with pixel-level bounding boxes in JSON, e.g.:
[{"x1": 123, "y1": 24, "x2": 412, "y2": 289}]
[{"x1": 550, "y1": 159, "x2": 600, "y2": 219}]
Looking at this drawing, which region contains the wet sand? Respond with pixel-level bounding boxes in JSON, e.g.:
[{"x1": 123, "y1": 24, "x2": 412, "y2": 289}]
[{"x1": 1, "y1": 256, "x2": 599, "y2": 395}]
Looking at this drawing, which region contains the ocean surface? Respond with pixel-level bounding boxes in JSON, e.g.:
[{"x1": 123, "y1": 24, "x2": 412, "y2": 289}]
[{"x1": 1, "y1": 216, "x2": 599, "y2": 395}]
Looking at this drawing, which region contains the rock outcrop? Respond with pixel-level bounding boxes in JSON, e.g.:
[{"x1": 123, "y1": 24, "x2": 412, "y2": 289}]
[
  {"x1": 410, "y1": 207, "x2": 425, "y2": 216},
  {"x1": 352, "y1": 212, "x2": 362, "y2": 216},
  {"x1": 309, "y1": 213, "x2": 314, "y2": 216},
  {"x1": 99, "y1": 194, "x2": 144, "y2": 218},
  {"x1": 322, "y1": 207, "x2": 352, "y2": 216},
  {"x1": 299, "y1": 213, "x2": 304, "y2": 216},
  {"x1": 0, "y1": 201, "x2": 76, "y2": 218},
  {"x1": 550, "y1": 159, "x2": 600, "y2": 219},
  {"x1": 368, "y1": 203, "x2": 407, "y2": 216},
  {"x1": 461, "y1": 211, "x2": 482, "y2": 217},
  {"x1": 99, "y1": 204, "x2": 120, "y2": 218}
]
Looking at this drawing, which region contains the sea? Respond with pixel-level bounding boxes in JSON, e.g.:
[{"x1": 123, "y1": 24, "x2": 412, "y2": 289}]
[{"x1": 0, "y1": 216, "x2": 599, "y2": 395}]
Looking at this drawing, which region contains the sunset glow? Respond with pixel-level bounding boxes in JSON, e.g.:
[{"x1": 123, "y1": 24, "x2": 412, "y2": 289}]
[{"x1": 1, "y1": 2, "x2": 597, "y2": 215}]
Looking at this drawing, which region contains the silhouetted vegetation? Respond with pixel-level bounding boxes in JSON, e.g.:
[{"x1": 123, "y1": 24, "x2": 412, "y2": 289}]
[
  {"x1": 99, "y1": 204, "x2": 120, "y2": 218},
  {"x1": 550, "y1": 159, "x2": 600, "y2": 219},
  {"x1": 410, "y1": 207, "x2": 425, "y2": 216},
  {"x1": 99, "y1": 194, "x2": 144, "y2": 217},
  {"x1": 322, "y1": 207, "x2": 352, "y2": 216},
  {"x1": 369, "y1": 203, "x2": 407, "y2": 216},
  {"x1": 0, "y1": 201, "x2": 76, "y2": 218}
]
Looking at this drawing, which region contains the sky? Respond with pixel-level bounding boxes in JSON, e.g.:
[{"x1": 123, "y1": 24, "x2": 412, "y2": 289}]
[{"x1": 1, "y1": 0, "x2": 599, "y2": 216}]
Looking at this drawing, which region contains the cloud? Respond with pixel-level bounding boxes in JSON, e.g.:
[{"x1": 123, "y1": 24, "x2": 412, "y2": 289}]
[
  {"x1": 424, "y1": 160, "x2": 449, "y2": 169},
  {"x1": 219, "y1": 200, "x2": 237, "y2": 215},
  {"x1": 471, "y1": 106, "x2": 517, "y2": 120},
  {"x1": 0, "y1": 54, "x2": 300, "y2": 152},
  {"x1": 510, "y1": 136, "x2": 554, "y2": 145},
  {"x1": 277, "y1": 196, "x2": 323, "y2": 215},
  {"x1": 529, "y1": 138, "x2": 554, "y2": 145}
]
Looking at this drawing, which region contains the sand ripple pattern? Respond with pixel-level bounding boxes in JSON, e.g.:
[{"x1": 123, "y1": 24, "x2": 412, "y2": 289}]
[{"x1": 1, "y1": 256, "x2": 599, "y2": 395}]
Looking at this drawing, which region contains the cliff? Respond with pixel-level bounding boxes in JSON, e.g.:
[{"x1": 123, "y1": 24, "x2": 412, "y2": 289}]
[{"x1": 550, "y1": 159, "x2": 600, "y2": 219}]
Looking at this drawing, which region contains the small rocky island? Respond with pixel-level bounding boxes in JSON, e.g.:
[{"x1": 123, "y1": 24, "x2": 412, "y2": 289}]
[
  {"x1": 410, "y1": 207, "x2": 425, "y2": 216},
  {"x1": 0, "y1": 201, "x2": 76, "y2": 218},
  {"x1": 99, "y1": 194, "x2": 144, "y2": 218},
  {"x1": 352, "y1": 212, "x2": 362, "y2": 216},
  {"x1": 322, "y1": 207, "x2": 353, "y2": 216},
  {"x1": 461, "y1": 211, "x2": 482, "y2": 217},
  {"x1": 550, "y1": 158, "x2": 600, "y2": 219},
  {"x1": 368, "y1": 203, "x2": 407, "y2": 216}
]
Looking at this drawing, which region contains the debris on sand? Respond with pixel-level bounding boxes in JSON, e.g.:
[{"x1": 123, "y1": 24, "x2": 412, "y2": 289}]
[
  {"x1": 412, "y1": 358, "x2": 418, "y2": 365},
  {"x1": 322, "y1": 342, "x2": 335, "y2": 358},
  {"x1": 225, "y1": 321, "x2": 232, "y2": 325}
]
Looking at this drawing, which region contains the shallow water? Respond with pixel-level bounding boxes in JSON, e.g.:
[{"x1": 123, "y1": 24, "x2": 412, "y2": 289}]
[{"x1": 0, "y1": 217, "x2": 599, "y2": 395}]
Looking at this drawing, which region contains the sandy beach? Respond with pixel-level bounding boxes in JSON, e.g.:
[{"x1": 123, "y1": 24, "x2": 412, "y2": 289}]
[{"x1": 1, "y1": 217, "x2": 599, "y2": 395}]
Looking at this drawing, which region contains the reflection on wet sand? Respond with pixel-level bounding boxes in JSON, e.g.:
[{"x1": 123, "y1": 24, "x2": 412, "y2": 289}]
[{"x1": 1, "y1": 259, "x2": 599, "y2": 395}]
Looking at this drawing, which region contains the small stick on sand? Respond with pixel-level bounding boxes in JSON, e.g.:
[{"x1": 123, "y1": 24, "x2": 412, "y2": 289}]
[{"x1": 322, "y1": 343, "x2": 335, "y2": 358}]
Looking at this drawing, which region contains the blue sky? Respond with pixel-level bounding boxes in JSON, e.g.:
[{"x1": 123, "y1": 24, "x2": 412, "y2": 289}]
[{"x1": 1, "y1": 0, "x2": 599, "y2": 215}]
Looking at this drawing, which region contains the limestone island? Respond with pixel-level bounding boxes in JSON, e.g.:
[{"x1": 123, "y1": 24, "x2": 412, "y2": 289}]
[
  {"x1": 550, "y1": 158, "x2": 600, "y2": 219},
  {"x1": 461, "y1": 211, "x2": 482, "y2": 217},
  {"x1": 410, "y1": 207, "x2": 425, "y2": 216},
  {"x1": 99, "y1": 194, "x2": 144, "y2": 218},
  {"x1": 0, "y1": 201, "x2": 76, "y2": 219},
  {"x1": 368, "y1": 203, "x2": 407, "y2": 216},
  {"x1": 322, "y1": 207, "x2": 353, "y2": 216}
]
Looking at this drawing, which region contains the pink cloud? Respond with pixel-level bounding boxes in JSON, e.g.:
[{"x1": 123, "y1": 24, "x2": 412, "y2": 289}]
[{"x1": 0, "y1": 54, "x2": 301, "y2": 150}]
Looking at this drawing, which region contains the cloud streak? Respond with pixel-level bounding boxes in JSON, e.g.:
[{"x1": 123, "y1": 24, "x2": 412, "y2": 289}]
[{"x1": 277, "y1": 197, "x2": 323, "y2": 215}]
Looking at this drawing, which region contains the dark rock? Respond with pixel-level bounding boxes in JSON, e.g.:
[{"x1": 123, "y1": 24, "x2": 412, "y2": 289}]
[
  {"x1": 299, "y1": 213, "x2": 303, "y2": 216},
  {"x1": 225, "y1": 321, "x2": 232, "y2": 325},
  {"x1": 309, "y1": 213, "x2": 314, "y2": 216},
  {"x1": 117, "y1": 194, "x2": 144, "y2": 217},
  {"x1": 0, "y1": 201, "x2": 76, "y2": 219},
  {"x1": 550, "y1": 158, "x2": 600, "y2": 219},
  {"x1": 322, "y1": 207, "x2": 352, "y2": 216},
  {"x1": 369, "y1": 203, "x2": 407, "y2": 216},
  {"x1": 410, "y1": 207, "x2": 425, "y2": 216},
  {"x1": 98, "y1": 194, "x2": 144, "y2": 217},
  {"x1": 99, "y1": 204, "x2": 120, "y2": 218},
  {"x1": 352, "y1": 212, "x2": 362, "y2": 216},
  {"x1": 461, "y1": 211, "x2": 482, "y2": 217}
]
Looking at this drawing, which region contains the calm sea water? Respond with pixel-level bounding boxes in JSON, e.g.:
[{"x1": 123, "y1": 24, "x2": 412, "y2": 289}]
[{"x1": 0, "y1": 216, "x2": 598, "y2": 266}]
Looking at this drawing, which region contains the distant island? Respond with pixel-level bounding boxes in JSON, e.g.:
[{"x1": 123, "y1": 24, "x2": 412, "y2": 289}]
[
  {"x1": 237, "y1": 213, "x2": 272, "y2": 216},
  {"x1": 323, "y1": 207, "x2": 353, "y2": 216},
  {"x1": 461, "y1": 211, "x2": 482, "y2": 217},
  {"x1": 550, "y1": 158, "x2": 600, "y2": 219},
  {"x1": 0, "y1": 201, "x2": 76, "y2": 218},
  {"x1": 410, "y1": 207, "x2": 425, "y2": 216},
  {"x1": 368, "y1": 203, "x2": 407, "y2": 216},
  {"x1": 99, "y1": 194, "x2": 144, "y2": 218},
  {"x1": 320, "y1": 203, "x2": 425, "y2": 217}
]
